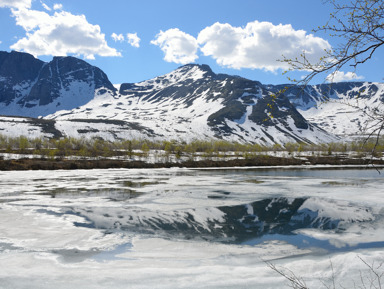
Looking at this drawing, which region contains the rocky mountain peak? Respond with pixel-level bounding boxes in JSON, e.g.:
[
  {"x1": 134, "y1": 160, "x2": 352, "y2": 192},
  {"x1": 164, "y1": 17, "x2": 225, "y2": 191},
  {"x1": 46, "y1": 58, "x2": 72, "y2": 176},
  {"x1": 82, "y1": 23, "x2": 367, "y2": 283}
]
[
  {"x1": 177, "y1": 63, "x2": 214, "y2": 75},
  {"x1": 158, "y1": 63, "x2": 215, "y2": 84},
  {"x1": 0, "y1": 50, "x2": 117, "y2": 117},
  {"x1": 120, "y1": 64, "x2": 215, "y2": 96}
]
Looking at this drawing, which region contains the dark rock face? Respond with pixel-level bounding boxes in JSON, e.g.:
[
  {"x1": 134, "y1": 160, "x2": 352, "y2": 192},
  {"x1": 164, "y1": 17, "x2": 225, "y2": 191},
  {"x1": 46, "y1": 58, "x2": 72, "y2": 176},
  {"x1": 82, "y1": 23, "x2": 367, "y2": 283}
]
[
  {"x1": 248, "y1": 94, "x2": 308, "y2": 129},
  {"x1": 0, "y1": 51, "x2": 116, "y2": 116},
  {"x1": 0, "y1": 51, "x2": 44, "y2": 84},
  {"x1": 280, "y1": 82, "x2": 384, "y2": 110},
  {"x1": 24, "y1": 56, "x2": 116, "y2": 106},
  {"x1": 0, "y1": 51, "x2": 44, "y2": 104}
]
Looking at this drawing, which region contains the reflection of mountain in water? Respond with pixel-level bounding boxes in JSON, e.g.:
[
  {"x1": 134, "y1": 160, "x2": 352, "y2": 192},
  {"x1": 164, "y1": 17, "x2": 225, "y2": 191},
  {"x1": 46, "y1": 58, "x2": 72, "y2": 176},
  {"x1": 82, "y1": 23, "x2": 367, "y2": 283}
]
[
  {"x1": 218, "y1": 198, "x2": 337, "y2": 242},
  {"x1": 58, "y1": 197, "x2": 373, "y2": 244}
]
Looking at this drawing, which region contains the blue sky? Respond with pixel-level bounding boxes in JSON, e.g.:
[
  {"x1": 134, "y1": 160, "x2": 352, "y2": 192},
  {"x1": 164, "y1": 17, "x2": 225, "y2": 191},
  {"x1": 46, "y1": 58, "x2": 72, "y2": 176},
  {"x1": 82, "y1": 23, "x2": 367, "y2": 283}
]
[{"x1": 0, "y1": 0, "x2": 382, "y2": 85}]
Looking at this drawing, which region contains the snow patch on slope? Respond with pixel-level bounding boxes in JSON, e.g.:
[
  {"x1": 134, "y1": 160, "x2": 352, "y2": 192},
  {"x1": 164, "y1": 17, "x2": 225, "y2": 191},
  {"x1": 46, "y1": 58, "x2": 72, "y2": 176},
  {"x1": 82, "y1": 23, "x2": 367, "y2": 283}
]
[
  {"x1": 134, "y1": 65, "x2": 208, "y2": 91},
  {"x1": 50, "y1": 87, "x2": 225, "y2": 142},
  {"x1": 291, "y1": 82, "x2": 384, "y2": 137}
]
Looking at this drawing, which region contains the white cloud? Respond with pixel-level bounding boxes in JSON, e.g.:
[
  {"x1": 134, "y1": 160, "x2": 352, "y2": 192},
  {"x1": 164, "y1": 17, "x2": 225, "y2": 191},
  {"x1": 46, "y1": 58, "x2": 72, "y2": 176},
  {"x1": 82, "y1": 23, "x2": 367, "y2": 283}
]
[
  {"x1": 12, "y1": 8, "x2": 52, "y2": 31},
  {"x1": 40, "y1": 1, "x2": 51, "y2": 11},
  {"x1": 151, "y1": 28, "x2": 198, "y2": 64},
  {"x1": 326, "y1": 71, "x2": 364, "y2": 82},
  {"x1": 111, "y1": 33, "x2": 124, "y2": 42},
  {"x1": 0, "y1": 0, "x2": 31, "y2": 9},
  {"x1": 111, "y1": 32, "x2": 140, "y2": 48},
  {"x1": 197, "y1": 21, "x2": 331, "y2": 72},
  {"x1": 53, "y1": 3, "x2": 62, "y2": 10},
  {"x1": 127, "y1": 33, "x2": 140, "y2": 48},
  {"x1": 9, "y1": 8, "x2": 121, "y2": 59}
]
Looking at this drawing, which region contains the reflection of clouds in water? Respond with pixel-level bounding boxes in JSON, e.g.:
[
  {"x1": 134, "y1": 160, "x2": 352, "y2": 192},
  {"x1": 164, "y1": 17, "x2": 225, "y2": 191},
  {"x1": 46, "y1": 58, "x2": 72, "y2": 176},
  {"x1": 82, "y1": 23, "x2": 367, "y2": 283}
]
[{"x1": 329, "y1": 238, "x2": 349, "y2": 248}]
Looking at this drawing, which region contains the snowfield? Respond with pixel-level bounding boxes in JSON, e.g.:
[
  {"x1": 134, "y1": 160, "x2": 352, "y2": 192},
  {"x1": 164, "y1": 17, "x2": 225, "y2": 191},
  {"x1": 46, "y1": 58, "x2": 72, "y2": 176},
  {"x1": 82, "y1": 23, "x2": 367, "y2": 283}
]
[{"x1": 290, "y1": 81, "x2": 384, "y2": 138}]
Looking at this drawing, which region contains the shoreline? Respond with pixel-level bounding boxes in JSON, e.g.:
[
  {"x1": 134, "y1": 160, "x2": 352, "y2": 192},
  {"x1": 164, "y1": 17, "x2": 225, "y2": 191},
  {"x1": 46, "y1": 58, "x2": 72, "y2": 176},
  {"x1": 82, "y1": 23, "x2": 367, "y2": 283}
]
[{"x1": 0, "y1": 154, "x2": 383, "y2": 171}]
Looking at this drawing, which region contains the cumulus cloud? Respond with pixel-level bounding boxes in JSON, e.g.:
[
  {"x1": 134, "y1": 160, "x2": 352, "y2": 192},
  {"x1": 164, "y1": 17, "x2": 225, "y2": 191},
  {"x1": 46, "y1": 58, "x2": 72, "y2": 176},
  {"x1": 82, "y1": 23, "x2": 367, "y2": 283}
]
[
  {"x1": 127, "y1": 33, "x2": 140, "y2": 48},
  {"x1": 9, "y1": 8, "x2": 120, "y2": 59},
  {"x1": 151, "y1": 28, "x2": 198, "y2": 64},
  {"x1": 53, "y1": 3, "x2": 63, "y2": 10},
  {"x1": 111, "y1": 33, "x2": 124, "y2": 42},
  {"x1": 40, "y1": 1, "x2": 51, "y2": 11},
  {"x1": 0, "y1": 0, "x2": 31, "y2": 9},
  {"x1": 197, "y1": 21, "x2": 331, "y2": 72},
  {"x1": 150, "y1": 21, "x2": 331, "y2": 70},
  {"x1": 326, "y1": 71, "x2": 364, "y2": 82}
]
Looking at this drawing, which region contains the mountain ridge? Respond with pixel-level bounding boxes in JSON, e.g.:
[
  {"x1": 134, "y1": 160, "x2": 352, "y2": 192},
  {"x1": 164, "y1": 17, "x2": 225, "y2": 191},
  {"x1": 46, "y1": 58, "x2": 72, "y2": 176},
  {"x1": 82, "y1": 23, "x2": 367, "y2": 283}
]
[
  {"x1": 0, "y1": 50, "x2": 117, "y2": 117},
  {"x1": 47, "y1": 63, "x2": 336, "y2": 144},
  {"x1": 0, "y1": 51, "x2": 383, "y2": 144}
]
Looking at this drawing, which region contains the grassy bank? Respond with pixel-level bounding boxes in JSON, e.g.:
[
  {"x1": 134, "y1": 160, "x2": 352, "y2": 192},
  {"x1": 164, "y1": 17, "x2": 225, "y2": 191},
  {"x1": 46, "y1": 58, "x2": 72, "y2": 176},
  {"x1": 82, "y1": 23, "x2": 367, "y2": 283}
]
[{"x1": 0, "y1": 135, "x2": 382, "y2": 170}]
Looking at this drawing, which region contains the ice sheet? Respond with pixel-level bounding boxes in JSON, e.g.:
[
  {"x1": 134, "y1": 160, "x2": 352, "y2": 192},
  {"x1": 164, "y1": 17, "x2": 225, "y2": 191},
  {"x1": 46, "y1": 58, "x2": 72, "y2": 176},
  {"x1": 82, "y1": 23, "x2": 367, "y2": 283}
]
[{"x1": 0, "y1": 167, "x2": 383, "y2": 288}]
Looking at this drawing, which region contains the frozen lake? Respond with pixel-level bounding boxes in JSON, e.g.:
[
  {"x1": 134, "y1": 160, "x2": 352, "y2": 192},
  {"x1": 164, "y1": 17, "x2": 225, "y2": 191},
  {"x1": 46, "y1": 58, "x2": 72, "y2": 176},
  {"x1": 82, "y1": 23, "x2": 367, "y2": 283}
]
[{"x1": 0, "y1": 166, "x2": 383, "y2": 288}]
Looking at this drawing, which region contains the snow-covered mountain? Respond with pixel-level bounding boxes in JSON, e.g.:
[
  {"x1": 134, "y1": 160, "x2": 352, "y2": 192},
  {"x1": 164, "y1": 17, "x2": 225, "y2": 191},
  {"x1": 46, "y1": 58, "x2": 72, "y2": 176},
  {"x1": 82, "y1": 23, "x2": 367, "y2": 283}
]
[
  {"x1": 47, "y1": 64, "x2": 335, "y2": 144},
  {"x1": 280, "y1": 82, "x2": 384, "y2": 137},
  {"x1": 0, "y1": 50, "x2": 116, "y2": 117},
  {"x1": 0, "y1": 50, "x2": 383, "y2": 144}
]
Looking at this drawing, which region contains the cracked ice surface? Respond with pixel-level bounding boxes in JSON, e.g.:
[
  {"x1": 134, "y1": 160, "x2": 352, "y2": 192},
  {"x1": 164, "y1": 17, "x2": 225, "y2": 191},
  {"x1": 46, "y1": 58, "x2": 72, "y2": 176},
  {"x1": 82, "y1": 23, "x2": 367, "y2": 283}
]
[{"x1": 0, "y1": 167, "x2": 383, "y2": 288}]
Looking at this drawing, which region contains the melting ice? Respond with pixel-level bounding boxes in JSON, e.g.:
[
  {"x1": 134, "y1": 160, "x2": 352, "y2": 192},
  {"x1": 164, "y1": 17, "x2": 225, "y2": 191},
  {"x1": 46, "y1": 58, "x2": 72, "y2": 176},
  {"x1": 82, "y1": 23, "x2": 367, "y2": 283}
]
[{"x1": 0, "y1": 167, "x2": 383, "y2": 288}]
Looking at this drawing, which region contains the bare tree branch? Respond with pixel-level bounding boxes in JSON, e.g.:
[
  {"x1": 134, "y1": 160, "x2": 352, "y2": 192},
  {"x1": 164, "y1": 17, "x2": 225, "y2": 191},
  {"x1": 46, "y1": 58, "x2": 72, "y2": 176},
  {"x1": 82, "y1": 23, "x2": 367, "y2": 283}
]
[
  {"x1": 266, "y1": 261, "x2": 309, "y2": 289},
  {"x1": 281, "y1": 0, "x2": 384, "y2": 158},
  {"x1": 267, "y1": 256, "x2": 384, "y2": 289}
]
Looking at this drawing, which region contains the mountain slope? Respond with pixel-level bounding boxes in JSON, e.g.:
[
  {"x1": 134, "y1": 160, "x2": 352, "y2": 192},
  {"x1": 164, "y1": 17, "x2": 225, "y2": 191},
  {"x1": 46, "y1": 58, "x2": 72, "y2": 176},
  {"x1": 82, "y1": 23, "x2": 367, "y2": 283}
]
[
  {"x1": 48, "y1": 64, "x2": 335, "y2": 144},
  {"x1": 280, "y1": 82, "x2": 384, "y2": 137},
  {"x1": 1, "y1": 51, "x2": 383, "y2": 144},
  {"x1": 0, "y1": 51, "x2": 116, "y2": 117}
]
